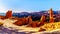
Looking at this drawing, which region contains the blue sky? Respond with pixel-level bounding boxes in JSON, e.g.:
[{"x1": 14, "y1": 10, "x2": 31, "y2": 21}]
[{"x1": 0, "y1": 0, "x2": 60, "y2": 13}]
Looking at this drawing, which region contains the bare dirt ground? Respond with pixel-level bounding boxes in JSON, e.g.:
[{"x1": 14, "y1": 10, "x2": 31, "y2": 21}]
[{"x1": 0, "y1": 19, "x2": 60, "y2": 34}]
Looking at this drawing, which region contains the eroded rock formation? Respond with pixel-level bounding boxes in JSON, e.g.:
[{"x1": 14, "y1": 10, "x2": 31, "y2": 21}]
[
  {"x1": 13, "y1": 16, "x2": 30, "y2": 26},
  {"x1": 25, "y1": 17, "x2": 29, "y2": 25},
  {"x1": 5, "y1": 10, "x2": 12, "y2": 18},
  {"x1": 49, "y1": 8, "x2": 54, "y2": 23},
  {"x1": 13, "y1": 8, "x2": 55, "y2": 28},
  {"x1": 13, "y1": 18, "x2": 25, "y2": 26},
  {"x1": 27, "y1": 16, "x2": 40, "y2": 27},
  {"x1": 28, "y1": 16, "x2": 32, "y2": 24},
  {"x1": 13, "y1": 20, "x2": 23, "y2": 26},
  {"x1": 39, "y1": 15, "x2": 46, "y2": 26}
]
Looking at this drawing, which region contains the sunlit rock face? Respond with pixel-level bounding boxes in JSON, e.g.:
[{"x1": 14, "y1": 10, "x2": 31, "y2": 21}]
[
  {"x1": 28, "y1": 16, "x2": 32, "y2": 24},
  {"x1": 25, "y1": 17, "x2": 29, "y2": 24},
  {"x1": 5, "y1": 10, "x2": 12, "y2": 18},
  {"x1": 39, "y1": 15, "x2": 46, "y2": 26},
  {"x1": 49, "y1": 8, "x2": 54, "y2": 23}
]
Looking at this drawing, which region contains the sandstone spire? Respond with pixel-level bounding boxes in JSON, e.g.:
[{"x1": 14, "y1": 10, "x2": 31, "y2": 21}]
[
  {"x1": 5, "y1": 10, "x2": 12, "y2": 18},
  {"x1": 26, "y1": 16, "x2": 33, "y2": 27},
  {"x1": 49, "y1": 8, "x2": 54, "y2": 23},
  {"x1": 28, "y1": 16, "x2": 32, "y2": 24}
]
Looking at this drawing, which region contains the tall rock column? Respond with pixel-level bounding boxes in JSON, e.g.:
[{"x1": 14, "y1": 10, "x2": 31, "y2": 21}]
[
  {"x1": 25, "y1": 17, "x2": 29, "y2": 24},
  {"x1": 28, "y1": 16, "x2": 32, "y2": 24},
  {"x1": 49, "y1": 8, "x2": 54, "y2": 23},
  {"x1": 5, "y1": 10, "x2": 12, "y2": 18}
]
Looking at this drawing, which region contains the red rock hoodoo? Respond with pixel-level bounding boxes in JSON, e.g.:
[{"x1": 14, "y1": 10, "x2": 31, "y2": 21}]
[{"x1": 5, "y1": 10, "x2": 12, "y2": 18}]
